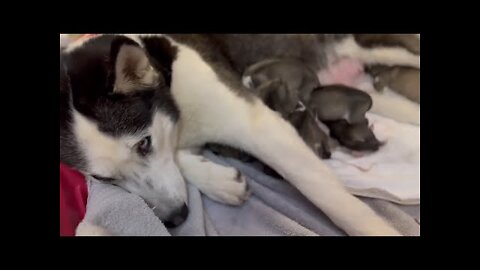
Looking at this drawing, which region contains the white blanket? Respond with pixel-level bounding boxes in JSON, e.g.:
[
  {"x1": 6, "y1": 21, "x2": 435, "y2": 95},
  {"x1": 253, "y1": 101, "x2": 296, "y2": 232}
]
[
  {"x1": 325, "y1": 112, "x2": 420, "y2": 204},
  {"x1": 318, "y1": 65, "x2": 420, "y2": 205}
]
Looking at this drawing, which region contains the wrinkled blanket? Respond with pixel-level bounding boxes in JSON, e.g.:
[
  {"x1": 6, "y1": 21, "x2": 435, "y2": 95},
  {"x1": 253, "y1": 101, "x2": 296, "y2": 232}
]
[{"x1": 82, "y1": 151, "x2": 420, "y2": 236}]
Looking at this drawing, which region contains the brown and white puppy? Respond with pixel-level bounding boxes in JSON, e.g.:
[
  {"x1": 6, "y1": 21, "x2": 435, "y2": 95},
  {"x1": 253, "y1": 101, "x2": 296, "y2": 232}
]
[
  {"x1": 239, "y1": 58, "x2": 332, "y2": 158},
  {"x1": 368, "y1": 65, "x2": 420, "y2": 103},
  {"x1": 242, "y1": 57, "x2": 321, "y2": 109}
]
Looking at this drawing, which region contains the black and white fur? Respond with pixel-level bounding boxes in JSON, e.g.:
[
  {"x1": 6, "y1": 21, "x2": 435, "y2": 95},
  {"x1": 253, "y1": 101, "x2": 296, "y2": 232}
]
[{"x1": 61, "y1": 34, "x2": 419, "y2": 236}]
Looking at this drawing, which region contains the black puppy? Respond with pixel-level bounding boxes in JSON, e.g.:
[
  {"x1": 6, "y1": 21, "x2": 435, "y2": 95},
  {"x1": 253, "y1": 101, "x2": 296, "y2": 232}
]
[
  {"x1": 325, "y1": 119, "x2": 383, "y2": 152},
  {"x1": 308, "y1": 85, "x2": 383, "y2": 152}
]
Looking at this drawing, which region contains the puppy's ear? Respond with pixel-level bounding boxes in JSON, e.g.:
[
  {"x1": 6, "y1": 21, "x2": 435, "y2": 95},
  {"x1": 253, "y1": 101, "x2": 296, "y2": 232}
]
[{"x1": 110, "y1": 37, "x2": 161, "y2": 94}]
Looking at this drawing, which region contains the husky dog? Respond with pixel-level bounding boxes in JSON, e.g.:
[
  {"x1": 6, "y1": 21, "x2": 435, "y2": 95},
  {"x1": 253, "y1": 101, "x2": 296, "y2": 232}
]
[{"x1": 61, "y1": 34, "x2": 419, "y2": 235}]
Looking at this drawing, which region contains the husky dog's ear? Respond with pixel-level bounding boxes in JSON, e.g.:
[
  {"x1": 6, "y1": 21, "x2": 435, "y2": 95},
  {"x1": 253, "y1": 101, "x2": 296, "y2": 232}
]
[{"x1": 110, "y1": 37, "x2": 161, "y2": 94}]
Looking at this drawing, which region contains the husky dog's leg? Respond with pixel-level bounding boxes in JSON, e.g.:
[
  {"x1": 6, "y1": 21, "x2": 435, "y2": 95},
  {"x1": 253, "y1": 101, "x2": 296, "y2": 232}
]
[
  {"x1": 177, "y1": 99, "x2": 400, "y2": 235},
  {"x1": 171, "y1": 42, "x2": 400, "y2": 236},
  {"x1": 369, "y1": 90, "x2": 420, "y2": 125},
  {"x1": 232, "y1": 100, "x2": 401, "y2": 236},
  {"x1": 176, "y1": 149, "x2": 250, "y2": 205},
  {"x1": 335, "y1": 36, "x2": 420, "y2": 69}
]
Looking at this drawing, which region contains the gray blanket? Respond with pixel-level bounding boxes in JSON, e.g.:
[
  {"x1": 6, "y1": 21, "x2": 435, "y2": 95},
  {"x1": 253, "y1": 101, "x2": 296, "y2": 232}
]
[{"x1": 83, "y1": 151, "x2": 420, "y2": 236}]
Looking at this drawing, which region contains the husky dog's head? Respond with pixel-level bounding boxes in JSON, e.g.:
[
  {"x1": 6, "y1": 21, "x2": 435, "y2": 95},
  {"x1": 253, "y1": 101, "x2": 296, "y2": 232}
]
[{"x1": 60, "y1": 35, "x2": 188, "y2": 227}]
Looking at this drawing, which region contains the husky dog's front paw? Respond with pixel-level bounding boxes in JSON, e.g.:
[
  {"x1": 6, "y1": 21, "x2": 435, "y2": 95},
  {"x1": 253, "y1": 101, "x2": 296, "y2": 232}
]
[
  {"x1": 203, "y1": 168, "x2": 251, "y2": 205},
  {"x1": 177, "y1": 150, "x2": 252, "y2": 206}
]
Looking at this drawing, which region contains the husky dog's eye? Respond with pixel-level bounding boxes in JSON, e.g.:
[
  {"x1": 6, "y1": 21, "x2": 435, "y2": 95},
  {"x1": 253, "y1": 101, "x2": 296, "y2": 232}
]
[
  {"x1": 136, "y1": 136, "x2": 152, "y2": 157},
  {"x1": 91, "y1": 174, "x2": 116, "y2": 182}
]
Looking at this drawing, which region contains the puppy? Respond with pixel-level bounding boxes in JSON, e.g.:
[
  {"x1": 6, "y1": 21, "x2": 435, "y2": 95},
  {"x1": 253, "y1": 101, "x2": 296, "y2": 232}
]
[
  {"x1": 294, "y1": 111, "x2": 332, "y2": 159},
  {"x1": 368, "y1": 65, "x2": 420, "y2": 103},
  {"x1": 309, "y1": 85, "x2": 373, "y2": 124},
  {"x1": 207, "y1": 98, "x2": 332, "y2": 164},
  {"x1": 308, "y1": 85, "x2": 383, "y2": 152},
  {"x1": 243, "y1": 57, "x2": 321, "y2": 109},
  {"x1": 325, "y1": 119, "x2": 383, "y2": 152},
  {"x1": 252, "y1": 79, "x2": 300, "y2": 119},
  {"x1": 207, "y1": 57, "x2": 332, "y2": 163}
]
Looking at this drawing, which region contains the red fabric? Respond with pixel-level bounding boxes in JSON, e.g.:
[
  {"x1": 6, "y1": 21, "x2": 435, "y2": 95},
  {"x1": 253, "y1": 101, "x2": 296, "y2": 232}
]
[
  {"x1": 59, "y1": 34, "x2": 93, "y2": 236},
  {"x1": 60, "y1": 163, "x2": 88, "y2": 236}
]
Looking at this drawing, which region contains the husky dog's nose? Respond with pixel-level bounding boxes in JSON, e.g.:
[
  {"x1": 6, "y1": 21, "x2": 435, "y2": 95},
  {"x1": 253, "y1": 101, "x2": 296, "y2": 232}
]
[{"x1": 164, "y1": 203, "x2": 189, "y2": 228}]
